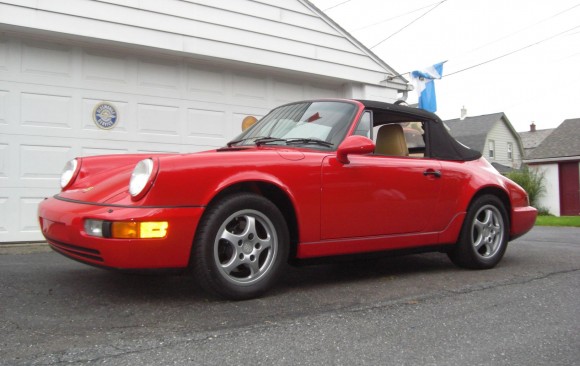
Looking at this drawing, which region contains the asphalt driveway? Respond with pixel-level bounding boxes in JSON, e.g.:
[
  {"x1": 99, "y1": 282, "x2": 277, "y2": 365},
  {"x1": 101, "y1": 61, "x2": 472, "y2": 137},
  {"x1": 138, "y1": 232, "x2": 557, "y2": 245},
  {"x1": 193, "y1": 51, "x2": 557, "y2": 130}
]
[{"x1": 1, "y1": 226, "x2": 578, "y2": 365}]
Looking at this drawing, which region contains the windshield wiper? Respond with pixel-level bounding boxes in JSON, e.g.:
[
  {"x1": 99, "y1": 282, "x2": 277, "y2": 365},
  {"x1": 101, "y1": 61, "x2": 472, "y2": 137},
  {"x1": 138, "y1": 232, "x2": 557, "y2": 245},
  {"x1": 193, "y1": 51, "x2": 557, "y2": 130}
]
[
  {"x1": 254, "y1": 137, "x2": 287, "y2": 146},
  {"x1": 285, "y1": 138, "x2": 333, "y2": 148},
  {"x1": 227, "y1": 138, "x2": 248, "y2": 147},
  {"x1": 227, "y1": 136, "x2": 268, "y2": 147},
  {"x1": 227, "y1": 136, "x2": 333, "y2": 148}
]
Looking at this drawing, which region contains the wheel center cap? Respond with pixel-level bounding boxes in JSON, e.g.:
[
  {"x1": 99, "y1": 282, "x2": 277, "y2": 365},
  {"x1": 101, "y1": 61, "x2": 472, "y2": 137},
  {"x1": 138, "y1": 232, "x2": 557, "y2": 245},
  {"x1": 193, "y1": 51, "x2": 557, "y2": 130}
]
[{"x1": 242, "y1": 243, "x2": 253, "y2": 254}]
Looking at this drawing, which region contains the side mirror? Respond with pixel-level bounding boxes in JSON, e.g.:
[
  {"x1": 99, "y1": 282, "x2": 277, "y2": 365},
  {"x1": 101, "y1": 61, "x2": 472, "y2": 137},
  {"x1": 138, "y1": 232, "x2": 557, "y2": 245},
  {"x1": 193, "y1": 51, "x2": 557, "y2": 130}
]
[
  {"x1": 241, "y1": 116, "x2": 258, "y2": 131},
  {"x1": 336, "y1": 135, "x2": 375, "y2": 164}
]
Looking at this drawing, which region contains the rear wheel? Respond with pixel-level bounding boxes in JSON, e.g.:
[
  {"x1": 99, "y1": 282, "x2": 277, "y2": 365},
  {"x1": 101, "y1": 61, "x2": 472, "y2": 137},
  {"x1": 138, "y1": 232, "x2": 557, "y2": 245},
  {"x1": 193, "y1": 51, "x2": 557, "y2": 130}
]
[
  {"x1": 448, "y1": 195, "x2": 509, "y2": 269},
  {"x1": 192, "y1": 193, "x2": 289, "y2": 300}
]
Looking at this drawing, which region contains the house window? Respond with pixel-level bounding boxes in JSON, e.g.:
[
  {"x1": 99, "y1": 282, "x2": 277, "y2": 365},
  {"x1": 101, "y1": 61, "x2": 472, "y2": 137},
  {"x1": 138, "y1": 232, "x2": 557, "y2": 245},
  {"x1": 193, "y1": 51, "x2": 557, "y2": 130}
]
[
  {"x1": 488, "y1": 140, "x2": 495, "y2": 159},
  {"x1": 507, "y1": 142, "x2": 513, "y2": 161}
]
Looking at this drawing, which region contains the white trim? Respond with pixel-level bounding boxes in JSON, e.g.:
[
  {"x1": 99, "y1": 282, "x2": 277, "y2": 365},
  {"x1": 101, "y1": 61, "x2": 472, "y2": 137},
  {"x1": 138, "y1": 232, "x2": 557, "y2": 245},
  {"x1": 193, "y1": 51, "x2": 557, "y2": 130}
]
[{"x1": 524, "y1": 156, "x2": 580, "y2": 164}]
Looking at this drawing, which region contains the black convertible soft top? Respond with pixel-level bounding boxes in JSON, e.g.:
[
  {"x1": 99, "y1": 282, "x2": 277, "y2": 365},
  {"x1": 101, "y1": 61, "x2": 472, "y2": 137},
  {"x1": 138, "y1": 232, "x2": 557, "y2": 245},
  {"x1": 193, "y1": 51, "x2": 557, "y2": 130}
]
[{"x1": 357, "y1": 99, "x2": 482, "y2": 161}]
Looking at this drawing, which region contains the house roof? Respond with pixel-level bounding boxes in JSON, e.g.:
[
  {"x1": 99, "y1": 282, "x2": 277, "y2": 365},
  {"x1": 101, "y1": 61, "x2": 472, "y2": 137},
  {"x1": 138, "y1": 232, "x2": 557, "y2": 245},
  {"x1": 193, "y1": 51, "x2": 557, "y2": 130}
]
[
  {"x1": 444, "y1": 113, "x2": 506, "y2": 152},
  {"x1": 519, "y1": 128, "x2": 555, "y2": 150},
  {"x1": 526, "y1": 118, "x2": 580, "y2": 161}
]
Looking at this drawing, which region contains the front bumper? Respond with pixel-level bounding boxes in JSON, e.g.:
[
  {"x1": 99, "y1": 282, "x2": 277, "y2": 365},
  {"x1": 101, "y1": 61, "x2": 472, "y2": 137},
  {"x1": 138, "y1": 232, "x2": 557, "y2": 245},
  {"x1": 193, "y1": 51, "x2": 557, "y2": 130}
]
[{"x1": 38, "y1": 196, "x2": 205, "y2": 269}]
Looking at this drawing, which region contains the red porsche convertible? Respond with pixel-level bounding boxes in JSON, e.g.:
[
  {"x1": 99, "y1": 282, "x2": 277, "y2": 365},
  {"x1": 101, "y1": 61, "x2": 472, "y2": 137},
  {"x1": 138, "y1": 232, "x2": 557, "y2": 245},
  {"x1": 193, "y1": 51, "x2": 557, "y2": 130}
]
[{"x1": 38, "y1": 99, "x2": 537, "y2": 299}]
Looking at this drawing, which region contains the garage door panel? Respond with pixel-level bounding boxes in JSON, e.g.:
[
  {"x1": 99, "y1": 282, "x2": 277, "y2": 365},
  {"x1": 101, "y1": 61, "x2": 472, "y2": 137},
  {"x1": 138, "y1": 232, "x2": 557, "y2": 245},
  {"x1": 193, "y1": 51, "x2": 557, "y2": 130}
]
[
  {"x1": 21, "y1": 41, "x2": 73, "y2": 78},
  {"x1": 0, "y1": 189, "x2": 55, "y2": 242},
  {"x1": 19, "y1": 196, "x2": 44, "y2": 233},
  {"x1": 273, "y1": 80, "x2": 304, "y2": 105},
  {"x1": 20, "y1": 144, "x2": 70, "y2": 180},
  {"x1": 1, "y1": 139, "x2": 74, "y2": 189},
  {"x1": 0, "y1": 143, "x2": 8, "y2": 179},
  {"x1": 0, "y1": 82, "x2": 76, "y2": 132},
  {"x1": 0, "y1": 90, "x2": 8, "y2": 124},
  {"x1": 0, "y1": 138, "x2": 61, "y2": 188},
  {"x1": 137, "y1": 59, "x2": 180, "y2": 90},
  {"x1": 185, "y1": 108, "x2": 227, "y2": 145},
  {"x1": 82, "y1": 50, "x2": 130, "y2": 84},
  {"x1": 0, "y1": 196, "x2": 10, "y2": 235},
  {"x1": 136, "y1": 103, "x2": 182, "y2": 142},
  {"x1": 233, "y1": 74, "x2": 267, "y2": 104},
  {"x1": 20, "y1": 92, "x2": 73, "y2": 129},
  {"x1": 187, "y1": 66, "x2": 226, "y2": 99}
]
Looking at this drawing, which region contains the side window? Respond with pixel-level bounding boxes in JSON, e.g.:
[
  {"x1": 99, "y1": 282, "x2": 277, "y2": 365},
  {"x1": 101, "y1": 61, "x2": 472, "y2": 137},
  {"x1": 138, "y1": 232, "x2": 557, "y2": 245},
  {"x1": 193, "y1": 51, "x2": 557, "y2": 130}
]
[{"x1": 353, "y1": 111, "x2": 372, "y2": 138}]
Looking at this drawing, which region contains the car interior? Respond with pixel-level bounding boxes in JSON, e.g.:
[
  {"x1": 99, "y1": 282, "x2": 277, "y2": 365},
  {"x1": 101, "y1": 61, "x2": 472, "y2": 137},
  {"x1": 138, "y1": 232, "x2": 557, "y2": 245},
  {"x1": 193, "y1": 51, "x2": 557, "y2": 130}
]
[
  {"x1": 375, "y1": 124, "x2": 409, "y2": 156},
  {"x1": 354, "y1": 109, "x2": 427, "y2": 158}
]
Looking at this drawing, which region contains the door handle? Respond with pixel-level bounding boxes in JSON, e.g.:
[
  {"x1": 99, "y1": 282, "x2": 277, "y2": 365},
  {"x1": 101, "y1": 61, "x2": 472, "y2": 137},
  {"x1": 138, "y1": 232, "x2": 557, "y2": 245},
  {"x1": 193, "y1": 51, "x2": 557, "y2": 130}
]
[{"x1": 423, "y1": 169, "x2": 441, "y2": 178}]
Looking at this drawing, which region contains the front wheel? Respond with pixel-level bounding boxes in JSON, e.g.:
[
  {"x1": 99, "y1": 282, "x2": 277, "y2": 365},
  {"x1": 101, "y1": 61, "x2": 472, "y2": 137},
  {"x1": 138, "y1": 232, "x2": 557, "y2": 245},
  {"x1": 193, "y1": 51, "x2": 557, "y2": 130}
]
[
  {"x1": 192, "y1": 193, "x2": 289, "y2": 300},
  {"x1": 448, "y1": 195, "x2": 509, "y2": 269}
]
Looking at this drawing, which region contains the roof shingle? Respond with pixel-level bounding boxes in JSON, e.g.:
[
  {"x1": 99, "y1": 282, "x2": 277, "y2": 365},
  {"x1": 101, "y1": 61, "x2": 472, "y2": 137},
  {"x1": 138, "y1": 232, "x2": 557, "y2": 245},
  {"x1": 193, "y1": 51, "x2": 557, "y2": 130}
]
[
  {"x1": 526, "y1": 118, "x2": 580, "y2": 160},
  {"x1": 519, "y1": 128, "x2": 555, "y2": 150}
]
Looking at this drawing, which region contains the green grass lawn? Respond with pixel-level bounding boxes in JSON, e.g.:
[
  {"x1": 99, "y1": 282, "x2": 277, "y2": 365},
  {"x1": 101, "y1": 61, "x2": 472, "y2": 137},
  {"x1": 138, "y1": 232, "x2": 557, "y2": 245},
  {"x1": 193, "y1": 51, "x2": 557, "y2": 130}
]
[{"x1": 535, "y1": 215, "x2": 580, "y2": 227}]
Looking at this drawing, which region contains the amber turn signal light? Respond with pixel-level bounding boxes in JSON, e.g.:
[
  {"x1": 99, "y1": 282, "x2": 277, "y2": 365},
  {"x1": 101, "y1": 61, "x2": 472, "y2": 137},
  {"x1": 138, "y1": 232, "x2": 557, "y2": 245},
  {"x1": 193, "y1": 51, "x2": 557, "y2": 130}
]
[{"x1": 111, "y1": 221, "x2": 168, "y2": 239}]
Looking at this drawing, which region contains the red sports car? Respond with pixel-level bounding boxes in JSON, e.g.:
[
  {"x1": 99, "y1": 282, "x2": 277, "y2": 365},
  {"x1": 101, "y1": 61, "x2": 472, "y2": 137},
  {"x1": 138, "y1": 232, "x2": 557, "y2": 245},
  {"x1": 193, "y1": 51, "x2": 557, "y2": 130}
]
[{"x1": 38, "y1": 99, "x2": 537, "y2": 300}]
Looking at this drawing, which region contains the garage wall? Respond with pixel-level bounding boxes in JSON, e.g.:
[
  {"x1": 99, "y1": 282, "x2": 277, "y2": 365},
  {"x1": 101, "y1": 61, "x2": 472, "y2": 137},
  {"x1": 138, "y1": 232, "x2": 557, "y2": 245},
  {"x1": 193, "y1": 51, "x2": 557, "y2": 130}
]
[
  {"x1": 0, "y1": 34, "x2": 343, "y2": 242},
  {"x1": 533, "y1": 164, "x2": 560, "y2": 216}
]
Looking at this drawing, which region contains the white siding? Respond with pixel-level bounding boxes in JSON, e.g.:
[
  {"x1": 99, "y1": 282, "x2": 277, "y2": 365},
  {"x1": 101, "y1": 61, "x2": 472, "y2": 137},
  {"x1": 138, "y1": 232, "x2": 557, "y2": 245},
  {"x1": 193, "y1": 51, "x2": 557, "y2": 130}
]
[
  {"x1": 0, "y1": 0, "x2": 396, "y2": 85},
  {"x1": 487, "y1": 120, "x2": 523, "y2": 169},
  {"x1": 533, "y1": 164, "x2": 560, "y2": 216}
]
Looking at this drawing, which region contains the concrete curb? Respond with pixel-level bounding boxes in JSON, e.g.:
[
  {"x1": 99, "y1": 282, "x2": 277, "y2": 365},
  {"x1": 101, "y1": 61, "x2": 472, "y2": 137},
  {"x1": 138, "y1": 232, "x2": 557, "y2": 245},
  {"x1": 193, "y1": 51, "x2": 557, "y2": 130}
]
[{"x1": 0, "y1": 242, "x2": 52, "y2": 255}]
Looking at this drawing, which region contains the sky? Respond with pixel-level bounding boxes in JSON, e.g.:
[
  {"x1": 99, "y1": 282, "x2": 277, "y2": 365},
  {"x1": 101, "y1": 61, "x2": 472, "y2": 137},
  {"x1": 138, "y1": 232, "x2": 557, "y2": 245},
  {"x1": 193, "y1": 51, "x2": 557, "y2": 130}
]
[{"x1": 309, "y1": 0, "x2": 580, "y2": 132}]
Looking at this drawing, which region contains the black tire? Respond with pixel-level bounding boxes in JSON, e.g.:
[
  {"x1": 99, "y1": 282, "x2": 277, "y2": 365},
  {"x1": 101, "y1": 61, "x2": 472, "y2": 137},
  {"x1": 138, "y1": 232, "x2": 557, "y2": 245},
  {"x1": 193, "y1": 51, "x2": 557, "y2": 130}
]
[
  {"x1": 192, "y1": 193, "x2": 289, "y2": 300},
  {"x1": 448, "y1": 195, "x2": 509, "y2": 269}
]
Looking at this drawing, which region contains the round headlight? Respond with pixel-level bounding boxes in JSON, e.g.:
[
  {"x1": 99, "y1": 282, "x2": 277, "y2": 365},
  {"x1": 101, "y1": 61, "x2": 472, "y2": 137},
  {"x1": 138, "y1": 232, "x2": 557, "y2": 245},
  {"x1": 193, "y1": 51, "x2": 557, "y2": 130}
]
[
  {"x1": 61, "y1": 158, "x2": 80, "y2": 189},
  {"x1": 129, "y1": 158, "x2": 155, "y2": 199}
]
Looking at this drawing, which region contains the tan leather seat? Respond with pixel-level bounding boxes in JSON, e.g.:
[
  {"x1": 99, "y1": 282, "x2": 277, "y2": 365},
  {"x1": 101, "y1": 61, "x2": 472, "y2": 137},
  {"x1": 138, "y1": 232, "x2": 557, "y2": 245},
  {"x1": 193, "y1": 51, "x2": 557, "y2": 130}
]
[{"x1": 375, "y1": 124, "x2": 409, "y2": 156}]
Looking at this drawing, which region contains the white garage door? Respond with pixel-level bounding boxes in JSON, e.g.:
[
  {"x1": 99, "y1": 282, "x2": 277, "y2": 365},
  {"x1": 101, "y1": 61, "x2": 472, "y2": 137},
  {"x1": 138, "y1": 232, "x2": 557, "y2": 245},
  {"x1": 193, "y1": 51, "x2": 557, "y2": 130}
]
[{"x1": 0, "y1": 34, "x2": 341, "y2": 242}]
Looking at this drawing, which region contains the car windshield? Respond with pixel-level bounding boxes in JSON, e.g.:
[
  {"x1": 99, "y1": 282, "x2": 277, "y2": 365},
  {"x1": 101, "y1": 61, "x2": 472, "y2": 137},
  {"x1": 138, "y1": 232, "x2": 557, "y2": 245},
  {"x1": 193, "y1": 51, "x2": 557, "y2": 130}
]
[{"x1": 228, "y1": 101, "x2": 358, "y2": 150}]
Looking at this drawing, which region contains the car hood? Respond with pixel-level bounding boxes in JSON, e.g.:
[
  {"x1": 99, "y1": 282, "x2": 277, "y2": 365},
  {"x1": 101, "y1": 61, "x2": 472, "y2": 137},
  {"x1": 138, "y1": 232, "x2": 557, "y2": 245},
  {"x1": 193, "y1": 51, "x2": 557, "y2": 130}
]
[{"x1": 56, "y1": 147, "x2": 319, "y2": 207}]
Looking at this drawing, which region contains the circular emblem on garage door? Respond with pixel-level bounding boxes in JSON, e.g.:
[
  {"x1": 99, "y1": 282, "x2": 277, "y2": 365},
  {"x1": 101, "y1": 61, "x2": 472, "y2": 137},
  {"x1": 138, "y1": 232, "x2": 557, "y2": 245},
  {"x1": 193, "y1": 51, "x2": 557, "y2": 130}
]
[{"x1": 93, "y1": 102, "x2": 118, "y2": 130}]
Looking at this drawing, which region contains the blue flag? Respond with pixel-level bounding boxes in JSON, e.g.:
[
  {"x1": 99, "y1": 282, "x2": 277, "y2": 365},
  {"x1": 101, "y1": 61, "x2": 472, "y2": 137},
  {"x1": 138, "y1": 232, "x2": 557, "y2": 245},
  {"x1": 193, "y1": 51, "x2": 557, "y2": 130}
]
[{"x1": 411, "y1": 62, "x2": 445, "y2": 113}]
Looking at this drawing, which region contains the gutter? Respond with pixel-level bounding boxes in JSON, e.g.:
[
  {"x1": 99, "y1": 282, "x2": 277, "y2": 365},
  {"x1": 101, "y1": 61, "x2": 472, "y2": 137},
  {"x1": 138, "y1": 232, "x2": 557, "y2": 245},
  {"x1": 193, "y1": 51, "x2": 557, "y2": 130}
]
[
  {"x1": 381, "y1": 78, "x2": 414, "y2": 93},
  {"x1": 524, "y1": 155, "x2": 580, "y2": 164}
]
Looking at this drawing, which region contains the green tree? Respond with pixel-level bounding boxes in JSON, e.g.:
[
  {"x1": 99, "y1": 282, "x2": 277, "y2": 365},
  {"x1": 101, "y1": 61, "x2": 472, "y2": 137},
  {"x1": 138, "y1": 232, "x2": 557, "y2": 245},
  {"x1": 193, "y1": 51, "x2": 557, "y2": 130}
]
[{"x1": 507, "y1": 166, "x2": 546, "y2": 208}]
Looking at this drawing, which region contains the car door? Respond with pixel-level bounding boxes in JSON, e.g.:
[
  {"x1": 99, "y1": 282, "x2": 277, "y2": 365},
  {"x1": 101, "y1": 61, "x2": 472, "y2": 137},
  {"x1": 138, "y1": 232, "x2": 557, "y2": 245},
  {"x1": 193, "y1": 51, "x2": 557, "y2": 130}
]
[{"x1": 320, "y1": 154, "x2": 443, "y2": 240}]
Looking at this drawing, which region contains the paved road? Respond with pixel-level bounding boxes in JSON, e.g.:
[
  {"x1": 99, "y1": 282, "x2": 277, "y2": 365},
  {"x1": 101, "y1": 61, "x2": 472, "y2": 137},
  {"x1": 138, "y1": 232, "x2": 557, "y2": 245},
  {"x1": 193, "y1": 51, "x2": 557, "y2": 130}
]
[{"x1": 1, "y1": 227, "x2": 579, "y2": 365}]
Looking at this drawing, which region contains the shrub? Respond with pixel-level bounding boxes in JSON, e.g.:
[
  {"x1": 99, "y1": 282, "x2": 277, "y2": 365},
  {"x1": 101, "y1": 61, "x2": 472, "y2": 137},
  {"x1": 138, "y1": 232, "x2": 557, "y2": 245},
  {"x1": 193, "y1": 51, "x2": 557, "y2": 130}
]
[
  {"x1": 507, "y1": 166, "x2": 546, "y2": 208},
  {"x1": 536, "y1": 206, "x2": 553, "y2": 216}
]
